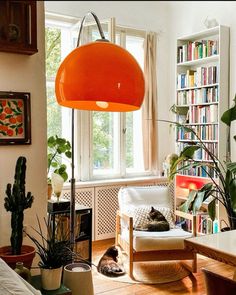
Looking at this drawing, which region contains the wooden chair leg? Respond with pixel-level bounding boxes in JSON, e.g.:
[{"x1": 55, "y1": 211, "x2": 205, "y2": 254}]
[
  {"x1": 128, "y1": 253, "x2": 134, "y2": 279},
  {"x1": 192, "y1": 253, "x2": 197, "y2": 273},
  {"x1": 180, "y1": 253, "x2": 197, "y2": 273},
  {"x1": 115, "y1": 212, "x2": 120, "y2": 246}
]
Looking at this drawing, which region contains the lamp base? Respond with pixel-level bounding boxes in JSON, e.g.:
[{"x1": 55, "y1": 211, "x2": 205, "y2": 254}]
[{"x1": 63, "y1": 263, "x2": 94, "y2": 295}]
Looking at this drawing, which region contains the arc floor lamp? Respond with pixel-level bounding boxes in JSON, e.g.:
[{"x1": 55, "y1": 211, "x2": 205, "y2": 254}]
[{"x1": 55, "y1": 12, "x2": 145, "y2": 250}]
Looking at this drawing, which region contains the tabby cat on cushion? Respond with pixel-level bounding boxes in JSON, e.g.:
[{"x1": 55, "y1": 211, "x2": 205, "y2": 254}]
[
  {"x1": 147, "y1": 206, "x2": 170, "y2": 231},
  {"x1": 136, "y1": 206, "x2": 170, "y2": 232},
  {"x1": 97, "y1": 246, "x2": 125, "y2": 277}
]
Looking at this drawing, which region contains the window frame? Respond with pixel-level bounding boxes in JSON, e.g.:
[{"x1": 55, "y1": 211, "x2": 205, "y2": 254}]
[{"x1": 45, "y1": 13, "x2": 152, "y2": 182}]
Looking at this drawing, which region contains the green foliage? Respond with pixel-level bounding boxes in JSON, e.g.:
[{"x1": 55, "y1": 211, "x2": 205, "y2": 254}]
[
  {"x1": 93, "y1": 112, "x2": 113, "y2": 169},
  {"x1": 4, "y1": 156, "x2": 34, "y2": 255},
  {"x1": 45, "y1": 27, "x2": 61, "y2": 79},
  {"x1": 169, "y1": 97, "x2": 236, "y2": 229},
  {"x1": 25, "y1": 216, "x2": 72, "y2": 269},
  {"x1": 47, "y1": 135, "x2": 71, "y2": 183},
  {"x1": 46, "y1": 27, "x2": 62, "y2": 141}
]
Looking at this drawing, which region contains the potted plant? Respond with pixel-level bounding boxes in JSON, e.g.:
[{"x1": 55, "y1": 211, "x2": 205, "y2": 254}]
[
  {"x1": 26, "y1": 216, "x2": 72, "y2": 291},
  {"x1": 169, "y1": 96, "x2": 236, "y2": 230},
  {"x1": 47, "y1": 135, "x2": 71, "y2": 198},
  {"x1": 0, "y1": 156, "x2": 35, "y2": 268}
]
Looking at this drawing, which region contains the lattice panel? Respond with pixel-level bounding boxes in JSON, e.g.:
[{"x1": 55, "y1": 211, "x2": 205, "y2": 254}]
[
  {"x1": 95, "y1": 185, "x2": 121, "y2": 240},
  {"x1": 62, "y1": 188, "x2": 94, "y2": 208}
]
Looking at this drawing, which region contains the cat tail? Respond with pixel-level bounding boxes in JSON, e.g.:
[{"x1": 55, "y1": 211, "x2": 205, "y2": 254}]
[
  {"x1": 101, "y1": 269, "x2": 126, "y2": 277},
  {"x1": 99, "y1": 266, "x2": 126, "y2": 277}
]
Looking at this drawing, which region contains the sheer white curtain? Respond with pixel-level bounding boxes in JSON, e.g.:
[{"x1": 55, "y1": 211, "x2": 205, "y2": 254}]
[{"x1": 142, "y1": 31, "x2": 158, "y2": 173}]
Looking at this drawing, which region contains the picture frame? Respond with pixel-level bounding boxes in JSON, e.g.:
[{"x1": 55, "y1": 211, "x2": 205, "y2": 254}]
[{"x1": 0, "y1": 91, "x2": 31, "y2": 145}]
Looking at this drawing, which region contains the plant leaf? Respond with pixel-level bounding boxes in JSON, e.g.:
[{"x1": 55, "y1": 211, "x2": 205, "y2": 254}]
[
  {"x1": 221, "y1": 95, "x2": 236, "y2": 126},
  {"x1": 208, "y1": 199, "x2": 216, "y2": 221},
  {"x1": 192, "y1": 191, "x2": 205, "y2": 214},
  {"x1": 229, "y1": 179, "x2": 236, "y2": 212},
  {"x1": 180, "y1": 145, "x2": 200, "y2": 159},
  {"x1": 226, "y1": 162, "x2": 236, "y2": 175},
  {"x1": 178, "y1": 189, "x2": 197, "y2": 212}
]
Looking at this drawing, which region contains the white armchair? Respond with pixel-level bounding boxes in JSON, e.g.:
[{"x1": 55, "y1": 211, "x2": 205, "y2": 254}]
[{"x1": 115, "y1": 184, "x2": 197, "y2": 279}]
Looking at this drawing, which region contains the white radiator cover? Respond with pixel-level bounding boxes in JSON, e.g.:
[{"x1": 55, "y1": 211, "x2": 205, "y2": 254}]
[{"x1": 61, "y1": 178, "x2": 169, "y2": 240}]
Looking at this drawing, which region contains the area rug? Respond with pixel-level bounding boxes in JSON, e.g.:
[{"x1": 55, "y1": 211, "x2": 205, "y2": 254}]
[{"x1": 93, "y1": 248, "x2": 191, "y2": 284}]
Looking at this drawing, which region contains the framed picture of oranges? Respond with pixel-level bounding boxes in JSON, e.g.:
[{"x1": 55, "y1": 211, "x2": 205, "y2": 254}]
[{"x1": 0, "y1": 91, "x2": 31, "y2": 145}]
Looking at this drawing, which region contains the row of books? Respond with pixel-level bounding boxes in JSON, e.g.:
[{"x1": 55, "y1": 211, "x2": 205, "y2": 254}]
[
  {"x1": 189, "y1": 104, "x2": 218, "y2": 124},
  {"x1": 177, "y1": 161, "x2": 217, "y2": 178},
  {"x1": 177, "y1": 86, "x2": 219, "y2": 105},
  {"x1": 177, "y1": 124, "x2": 218, "y2": 141},
  {"x1": 177, "y1": 66, "x2": 218, "y2": 89},
  {"x1": 176, "y1": 214, "x2": 215, "y2": 234},
  {"x1": 193, "y1": 143, "x2": 218, "y2": 161},
  {"x1": 176, "y1": 142, "x2": 218, "y2": 161},
  {"x1": 177, "y1": 39, "x2": 218, "y2": 63}
]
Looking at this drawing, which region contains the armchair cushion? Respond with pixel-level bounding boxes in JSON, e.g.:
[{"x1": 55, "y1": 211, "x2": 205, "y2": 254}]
[{"x1": 121, "y1": 228, "x2": 193, "y2": 251}]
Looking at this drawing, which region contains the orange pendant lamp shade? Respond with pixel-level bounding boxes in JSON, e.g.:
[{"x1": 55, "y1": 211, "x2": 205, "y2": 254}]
[{"x1": 55, "y1": 41, "x2": 145, "y2": 112}]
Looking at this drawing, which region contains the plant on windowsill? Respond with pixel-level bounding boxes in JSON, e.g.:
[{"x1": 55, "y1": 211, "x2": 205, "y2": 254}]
[
  {"x1": 169, "y1": 95, "x2": 236, "y2": 230},
  {"x1": 25, "y1": 216, "x2": 73, "y2": 291},
  {"x1": 47, "y1": 135, "x2": 71, "y2": 198},
  {"x1": 0, "y1": 156, "x2": 35, "y2": 269}
]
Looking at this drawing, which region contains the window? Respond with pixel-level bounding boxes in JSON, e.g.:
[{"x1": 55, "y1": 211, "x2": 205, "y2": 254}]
[{"x1": 45, "y1": 14, "x2": 150, "y2": 181}]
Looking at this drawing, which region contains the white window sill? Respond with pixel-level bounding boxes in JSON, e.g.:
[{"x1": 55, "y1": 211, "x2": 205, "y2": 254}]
[{"x1": 63, "y1": 176, "x2": 168, "y2": 189}]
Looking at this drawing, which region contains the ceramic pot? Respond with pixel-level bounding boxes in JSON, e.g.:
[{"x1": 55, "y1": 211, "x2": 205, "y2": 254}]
[
  {"x1": 41, "y1": 266, "x2": 63, "y2": 290},
  {"x1": 63, "y1": 263, "x2": 94, "y2": 295},
  {"x1": 0, "y1": 245, "x2": 35, "y2": 269},
  {"x1": 14, "y1": 261, "x2": 31, "y2": 282}
]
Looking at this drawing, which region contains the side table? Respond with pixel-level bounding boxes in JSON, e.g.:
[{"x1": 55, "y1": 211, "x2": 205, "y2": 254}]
[{"x1": 31, "y1": 275, "x2": 72, "y2": 295}]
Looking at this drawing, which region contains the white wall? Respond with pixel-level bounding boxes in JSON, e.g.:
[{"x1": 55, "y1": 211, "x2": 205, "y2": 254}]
[
  {"x1": 0, "y1": 2, "x2": 47, "y2": 254},
  {"x1": 167, "y1": 1, "x2": 236, "y2": 160},
  {"x1": 45, "y1": 0, "x2": 172, "y2": 170}
]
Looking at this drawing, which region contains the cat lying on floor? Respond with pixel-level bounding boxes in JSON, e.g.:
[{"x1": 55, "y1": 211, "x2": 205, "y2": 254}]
[{"x1": 97, "y1": 246, "x2": 125, "y2": 277}]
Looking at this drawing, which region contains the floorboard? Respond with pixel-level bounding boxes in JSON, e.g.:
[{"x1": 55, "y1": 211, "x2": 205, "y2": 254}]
[{"x1": 92, "y1": 238, "x2": 235, "y2": 295}]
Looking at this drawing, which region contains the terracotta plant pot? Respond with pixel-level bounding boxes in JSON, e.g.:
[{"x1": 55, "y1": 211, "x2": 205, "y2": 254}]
[
  {"x1": 0, "y1": 245, "x2": 35, "y2": 269},
  {"x1": 41, "y1": 266, "x2": 63, "y2": 290}
]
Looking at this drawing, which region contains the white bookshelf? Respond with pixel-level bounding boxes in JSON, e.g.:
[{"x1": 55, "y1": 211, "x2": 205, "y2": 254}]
[{"x1": 175, "y1": 25, "x2": 230, "y2": 233}]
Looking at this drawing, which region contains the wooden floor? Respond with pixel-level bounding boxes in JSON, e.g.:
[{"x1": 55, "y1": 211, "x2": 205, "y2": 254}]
[{"x1": 92, "y1": 238, "x2": 235, "y2": 295}]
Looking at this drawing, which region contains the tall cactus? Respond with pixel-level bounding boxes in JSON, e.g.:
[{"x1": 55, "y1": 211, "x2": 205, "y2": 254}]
[{"x1": 4, "y1": 157, "x2": 34, "y2": 255}]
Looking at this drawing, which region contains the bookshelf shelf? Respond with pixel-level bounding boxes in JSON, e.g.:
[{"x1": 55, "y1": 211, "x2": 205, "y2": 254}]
[
  {"x1": 183, "y1": 122, "x2": 218, "y2": 126},
  {"x1": 175, "y1": 25, "x2": 230, "y2": 234},
  {"x1": 177, "y1": 139, "x2": 218, "y2": 143},
  {"x1": 177, "y1": 83, "x2": 219, "y2": 91},
  {"x1": 176, "y1": 102, "x2": 218, "y2": 107},
  {"x1": 177, "y1": 54, "x2": 219, "y2": 67}
]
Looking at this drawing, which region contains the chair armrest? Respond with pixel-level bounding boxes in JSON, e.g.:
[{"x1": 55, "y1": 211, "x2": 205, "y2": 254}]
[
  {"x1": 117, "y1": 210, "x2": 133, "y2": 225},
  {"x1": 175, "y1": 210, "x2": 197, "y2": 237},
  {"x1": 116, "y1": 210, "x2": 133, "y2": 241}
]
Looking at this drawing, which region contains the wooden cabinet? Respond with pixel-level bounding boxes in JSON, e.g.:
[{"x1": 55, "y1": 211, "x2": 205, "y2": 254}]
[{"x1": 0, "y1": 1, "x2": 37, "y2": 55}]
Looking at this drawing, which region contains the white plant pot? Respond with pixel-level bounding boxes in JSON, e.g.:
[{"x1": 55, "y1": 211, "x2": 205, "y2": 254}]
[
  {"x1": 63, "y1": 263, "x2": 94, "y2": 295},
  {"x1": 41, "y1": 266, "x2": 63, "y2": 290}
]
